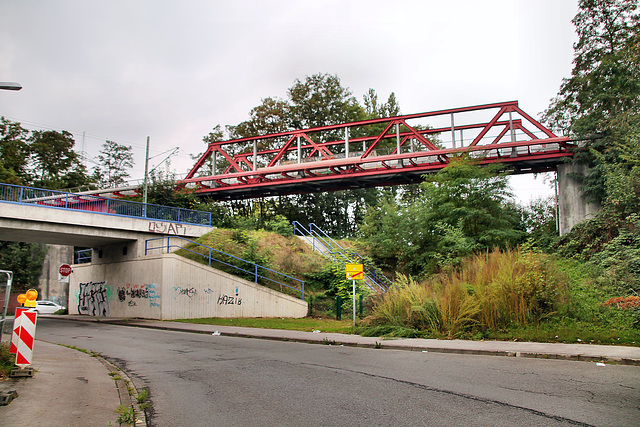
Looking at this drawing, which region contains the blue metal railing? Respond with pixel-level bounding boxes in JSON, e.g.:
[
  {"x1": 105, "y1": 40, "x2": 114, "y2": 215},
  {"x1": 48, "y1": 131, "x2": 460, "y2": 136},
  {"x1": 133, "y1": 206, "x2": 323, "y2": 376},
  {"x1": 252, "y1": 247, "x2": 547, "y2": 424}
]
[
  {"x1": 145, "y1": 236, "x2": 305, "y2": 300},
  {"x1": 0, "y1": 183, "x2": 212, "y2": 226},
  {"x1": 292, "y1": 221, "x2": 391, "y2": 292},
  {"x1": 76, "y1": 249, "x2": 92, "y2": 264}
]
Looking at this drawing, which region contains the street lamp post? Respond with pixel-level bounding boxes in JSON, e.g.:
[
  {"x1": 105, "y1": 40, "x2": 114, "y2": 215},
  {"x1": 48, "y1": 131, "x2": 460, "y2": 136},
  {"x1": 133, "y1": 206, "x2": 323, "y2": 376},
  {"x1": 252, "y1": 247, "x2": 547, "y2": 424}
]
[{"x1": 0, "y1": 82, "x2": 22, "y2": 91}]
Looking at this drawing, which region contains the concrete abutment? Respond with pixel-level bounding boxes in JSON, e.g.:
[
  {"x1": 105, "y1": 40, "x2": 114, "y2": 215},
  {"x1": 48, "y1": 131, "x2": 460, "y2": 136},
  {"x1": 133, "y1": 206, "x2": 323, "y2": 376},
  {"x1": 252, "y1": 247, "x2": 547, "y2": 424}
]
[
  {"x1": 68, "y1": 253, "x2": 307, "y2": 320},
  {"x1": 557, "y1": 163, "x2": 601, "y2": 235}
]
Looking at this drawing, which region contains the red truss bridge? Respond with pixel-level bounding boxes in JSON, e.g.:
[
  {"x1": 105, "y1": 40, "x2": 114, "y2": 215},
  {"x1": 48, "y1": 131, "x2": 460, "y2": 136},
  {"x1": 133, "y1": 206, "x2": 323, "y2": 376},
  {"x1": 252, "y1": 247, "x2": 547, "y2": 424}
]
[{"x1": 182, "y1": 101, "x2": 574, "y2": 200}]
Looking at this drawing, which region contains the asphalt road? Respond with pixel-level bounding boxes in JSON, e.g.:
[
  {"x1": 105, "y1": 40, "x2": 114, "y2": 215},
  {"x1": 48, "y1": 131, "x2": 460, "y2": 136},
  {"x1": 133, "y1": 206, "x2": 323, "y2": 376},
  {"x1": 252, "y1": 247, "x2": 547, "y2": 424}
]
[{"x1": 37, "y1": 318, "x2": 639, "y2": 427}]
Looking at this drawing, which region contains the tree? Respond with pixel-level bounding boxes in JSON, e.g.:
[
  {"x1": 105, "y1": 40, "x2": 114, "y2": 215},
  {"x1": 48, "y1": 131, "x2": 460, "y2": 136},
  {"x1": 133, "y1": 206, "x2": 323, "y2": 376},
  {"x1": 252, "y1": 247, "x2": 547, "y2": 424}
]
[
  {"x1": 543, "y1": 1, "x2": 640, "y2": 292},
  {"x1": 230, "y1": 97, "x2": 291, "y2": 140},
  {"x1": 0, "y1": 242, "x2": 47, "y2": 292},
  {"x1": 198, "y1": 74, "x2": 403, "y2": 237},
  {"x1": 519, "y1": 196, "x2": 558, "y2": 250},
  {"x1": 92, "y1": 140, "x2": 134, "y2": 187},
  {"x1": 287, "y1": 73, "x2": 365, "y2": 130},
  {"x1": 30, "y1": 130, "x2": 90, "y2": 189},
  {"x1": 142, "y1": 170, "x2": 199, "y2": 210},
  {"x1": 0, "y1": 117, "x2": 31, "y2": 184},
  {"x1": 285, "y1": 75, "x2": 382, "y2": 236},
  {"x1": 542, "y1": 0, "x2": 640, "y2": 203},
  {"x1": 360, "y1": 159, "x2": 526, "y2": 275}
]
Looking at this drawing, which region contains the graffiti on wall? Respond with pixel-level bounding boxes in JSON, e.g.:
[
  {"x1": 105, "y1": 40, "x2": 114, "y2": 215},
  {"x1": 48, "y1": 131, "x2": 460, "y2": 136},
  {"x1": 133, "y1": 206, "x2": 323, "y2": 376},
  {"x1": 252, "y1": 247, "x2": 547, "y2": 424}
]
[
  {"x1": 217, "y1": 294, "x2": 242, "y2": 305},
  {"x1": 116, "y1": 283, "x2": 160, "y2": 308},
  {"x1": 147, "y1": 283, "x2": 160, "y2": 308},
  {"x1": 78, "y1": 281, "x2": 110, "y2": 316},
  {"x1": 171, "y1": 284, "x2": 244, "y2": 306},
  {"x1": 172, "y1": 286, "x2": 197, "y2": 299},
  {"x1": 149, "y1": 221, "x2": 187, "y2": 235}
]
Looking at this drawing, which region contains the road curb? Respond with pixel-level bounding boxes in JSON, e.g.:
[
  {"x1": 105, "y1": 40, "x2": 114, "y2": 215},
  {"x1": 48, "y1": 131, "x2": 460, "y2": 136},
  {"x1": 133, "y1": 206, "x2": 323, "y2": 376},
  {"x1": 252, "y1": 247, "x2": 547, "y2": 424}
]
[
  {"x1": 95, "y1": 355, "x2": 148, "y2": 427},
  {"x1": 111, "y1": 321, "x2": 640, "y2": 367},
  {"x1": 54, "y1": 316, "x2": 640, "y2": 367}
]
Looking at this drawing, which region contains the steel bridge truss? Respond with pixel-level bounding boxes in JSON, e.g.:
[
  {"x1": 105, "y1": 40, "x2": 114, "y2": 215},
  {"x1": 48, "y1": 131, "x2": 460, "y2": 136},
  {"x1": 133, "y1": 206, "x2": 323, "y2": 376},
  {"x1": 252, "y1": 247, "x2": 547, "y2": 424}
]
[{"x1": 182, "y1": 101, "x2": 573, "y2": 200}]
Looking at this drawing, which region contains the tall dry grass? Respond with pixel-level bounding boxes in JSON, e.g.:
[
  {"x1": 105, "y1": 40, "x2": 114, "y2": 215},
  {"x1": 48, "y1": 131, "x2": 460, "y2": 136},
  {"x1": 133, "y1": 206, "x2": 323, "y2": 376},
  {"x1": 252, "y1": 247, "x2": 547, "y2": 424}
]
[
  {"x1": 367, "y1": 247, "x2": 567, "y2": 337},
  {"x1": 178, "y1": 228, "x2": 326, "y2": 282}
]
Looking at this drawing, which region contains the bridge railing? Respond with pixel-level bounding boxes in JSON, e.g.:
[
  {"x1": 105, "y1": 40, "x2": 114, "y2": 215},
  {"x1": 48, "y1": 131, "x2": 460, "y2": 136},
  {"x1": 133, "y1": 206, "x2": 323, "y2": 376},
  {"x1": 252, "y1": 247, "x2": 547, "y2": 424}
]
[
  {"x1": 293, "y1": 221, "x2": 390, "y2": 292},
  {"x1": 75, "y1": 249, "x2": 92, "y2": 264},
  {"x1": 145, "y1": 236, "x2": 305, "y2": 300},
  {"x1": 0, "y1": 183, "x2": 212, "y2": 226}
]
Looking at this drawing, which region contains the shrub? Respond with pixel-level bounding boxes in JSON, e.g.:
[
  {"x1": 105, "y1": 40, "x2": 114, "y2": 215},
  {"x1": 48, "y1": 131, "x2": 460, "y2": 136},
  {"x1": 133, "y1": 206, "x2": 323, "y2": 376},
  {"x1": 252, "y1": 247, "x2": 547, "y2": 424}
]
[
  {"x1": 0, "y1": 342, "x2": 15, "y2": 379},
  {"x1": 364, "y1": 248, "x2": 568, "y2": 337}
]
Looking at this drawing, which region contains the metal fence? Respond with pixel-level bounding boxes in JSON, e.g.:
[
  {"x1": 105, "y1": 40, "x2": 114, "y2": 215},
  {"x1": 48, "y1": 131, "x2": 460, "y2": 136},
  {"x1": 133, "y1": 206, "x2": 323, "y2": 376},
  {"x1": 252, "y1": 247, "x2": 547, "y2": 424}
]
[
  {"x1": 0, "y1": 270, "x2": 13, "y2": 343},
  {"x1": 0, "y1": 183, "x2": 211, "y2": 226}
]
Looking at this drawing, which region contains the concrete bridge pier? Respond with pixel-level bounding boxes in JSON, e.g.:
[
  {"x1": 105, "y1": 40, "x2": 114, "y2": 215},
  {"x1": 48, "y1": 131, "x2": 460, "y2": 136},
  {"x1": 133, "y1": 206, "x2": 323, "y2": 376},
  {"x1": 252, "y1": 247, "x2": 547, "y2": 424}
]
[
  {"x1": 39, "y1": 244, "x2": 74, "y2": 306},
  {"x1": 557, "y1": 163, "x2": 601, "y2": 235}
]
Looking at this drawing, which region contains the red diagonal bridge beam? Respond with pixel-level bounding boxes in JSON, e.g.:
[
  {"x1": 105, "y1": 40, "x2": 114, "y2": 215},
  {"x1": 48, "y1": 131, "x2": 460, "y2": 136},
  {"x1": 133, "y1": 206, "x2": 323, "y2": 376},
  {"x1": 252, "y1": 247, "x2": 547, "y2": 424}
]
[{"x1": 181, "y1": 101, "x2": 574, "y2": 200}]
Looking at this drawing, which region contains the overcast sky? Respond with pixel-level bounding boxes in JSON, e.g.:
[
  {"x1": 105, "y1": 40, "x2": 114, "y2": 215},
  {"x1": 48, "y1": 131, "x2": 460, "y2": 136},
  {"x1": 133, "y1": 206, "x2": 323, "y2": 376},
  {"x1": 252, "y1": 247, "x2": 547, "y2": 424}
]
[{"x1": 1, "y1": 0, "x2": 578, "y2": 203}]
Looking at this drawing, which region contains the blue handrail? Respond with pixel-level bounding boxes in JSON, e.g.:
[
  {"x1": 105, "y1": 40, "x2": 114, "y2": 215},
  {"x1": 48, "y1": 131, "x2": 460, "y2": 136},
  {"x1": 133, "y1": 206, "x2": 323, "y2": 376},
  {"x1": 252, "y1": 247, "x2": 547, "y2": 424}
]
[
  {"x1": 76, "y1": 249, "x2": 92, "y2": 264},
  {"x1": 145, "y1": 236, "x2": 305, "y2": 300},
  {"x1": 0, "y1": 182, "x2": 212, "y2": 226},
  {"x1": 293, "y1": 221, "x2": 391, "y2": 292}
]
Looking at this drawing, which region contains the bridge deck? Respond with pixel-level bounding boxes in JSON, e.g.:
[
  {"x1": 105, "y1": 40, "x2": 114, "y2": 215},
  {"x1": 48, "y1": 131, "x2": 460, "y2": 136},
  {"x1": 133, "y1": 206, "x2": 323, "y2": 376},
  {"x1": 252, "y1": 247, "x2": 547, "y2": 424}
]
[{"x1": 182, "y1": 101, "x2": 574, "y2": 200}]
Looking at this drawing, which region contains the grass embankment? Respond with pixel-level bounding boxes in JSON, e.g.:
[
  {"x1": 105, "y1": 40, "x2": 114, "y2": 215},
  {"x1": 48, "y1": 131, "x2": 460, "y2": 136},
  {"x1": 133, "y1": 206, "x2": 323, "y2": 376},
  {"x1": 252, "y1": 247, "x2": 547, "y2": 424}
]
[
  {"x1": 175, "y1": 228, "x2": 328, "y2": 298},
  {"x1": 174, "y1": 317, "x2": 353, "y2": 333},
  {"x1": 172, "y1": 228, "x2": 639, "y2": 346},
  {"x1": 176, "y1": 228, "x2": 325, "y2": 281}
]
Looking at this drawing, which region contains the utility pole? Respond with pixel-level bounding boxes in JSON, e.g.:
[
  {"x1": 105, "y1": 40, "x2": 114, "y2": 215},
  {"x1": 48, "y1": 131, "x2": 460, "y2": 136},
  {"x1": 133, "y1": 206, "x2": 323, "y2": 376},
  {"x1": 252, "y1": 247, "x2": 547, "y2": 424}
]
[{"x1": 143, "y1": 136, "x2": 150, "y2": 205}]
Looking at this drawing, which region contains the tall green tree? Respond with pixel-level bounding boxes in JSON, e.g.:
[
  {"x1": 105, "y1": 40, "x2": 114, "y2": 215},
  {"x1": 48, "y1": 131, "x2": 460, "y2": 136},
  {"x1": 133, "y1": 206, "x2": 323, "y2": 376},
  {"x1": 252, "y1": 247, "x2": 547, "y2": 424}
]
[
  {"x1": 92, "y1": 140, "x2": 134, "y2": 187},
  {"x1": 287, "y1": 73, "x2": 366, "y2": 130},
  {"x1": 30, "y1": 130, "x2": 90, "y2": 189},
  {"x1": 543, "y1": 0, "x2": 640, "y2": 203},
  {"x1": 285, "y1": 75, "x2": 383, "y2": 236},
  {"x1": 0, "y1": 117, "x2": 31, "y2": 184},
  {"x1": 544, "y1": 0, "x2": 640, "y2": 292},
  {"x1": 0, "y1": 242, "x2": 47, "y2": 292},
  {"x1": 361, "y1": 159, "x2": 526, "y2": 275}
]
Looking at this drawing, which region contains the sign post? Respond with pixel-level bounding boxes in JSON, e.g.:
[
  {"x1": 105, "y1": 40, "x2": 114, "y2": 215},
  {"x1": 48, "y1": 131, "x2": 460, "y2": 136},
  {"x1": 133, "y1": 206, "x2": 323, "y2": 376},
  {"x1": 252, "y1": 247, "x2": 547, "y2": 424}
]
[
  {"x1": 59, "y1": 264, "x2": 72, "y2": 283},
  {"x1": 346, "y1": 264, "x2": 364, "y2": 327}
]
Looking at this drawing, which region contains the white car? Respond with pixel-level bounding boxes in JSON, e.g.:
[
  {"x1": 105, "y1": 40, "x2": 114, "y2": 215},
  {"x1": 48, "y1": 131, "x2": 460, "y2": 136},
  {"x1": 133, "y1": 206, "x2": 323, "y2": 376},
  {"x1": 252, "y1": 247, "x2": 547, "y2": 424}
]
[{"x1": 32, "y1": 300, "x2": 66, "y2": 314}]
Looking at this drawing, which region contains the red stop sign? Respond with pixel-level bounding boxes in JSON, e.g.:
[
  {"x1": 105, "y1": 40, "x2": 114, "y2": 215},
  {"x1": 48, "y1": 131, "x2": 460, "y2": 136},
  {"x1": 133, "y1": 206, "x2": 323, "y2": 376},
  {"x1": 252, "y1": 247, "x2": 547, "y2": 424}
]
[{"x1": 59, "y1": 264, "x2": 72, "y2": 277}]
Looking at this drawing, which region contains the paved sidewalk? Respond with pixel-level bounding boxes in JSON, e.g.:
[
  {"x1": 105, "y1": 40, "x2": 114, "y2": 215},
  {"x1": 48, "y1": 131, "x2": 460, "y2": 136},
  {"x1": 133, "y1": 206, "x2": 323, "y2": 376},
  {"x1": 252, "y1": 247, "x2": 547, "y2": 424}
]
[
  {"x1": 68, "y1": 315, "x2": 640, "y2": 365},
  {"x1": 0, "y1": 340, "x2": 121, "y2": 426}
]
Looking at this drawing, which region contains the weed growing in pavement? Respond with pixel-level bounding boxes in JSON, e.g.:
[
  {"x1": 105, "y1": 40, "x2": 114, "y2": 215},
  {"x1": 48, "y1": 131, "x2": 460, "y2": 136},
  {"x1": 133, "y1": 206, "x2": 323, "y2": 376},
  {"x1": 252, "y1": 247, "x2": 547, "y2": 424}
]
[
  {"x1": 114, "y1": 404, "x2": 138, "y2": 425},
  {"x1": 57, "y1": 343, "x2": 101, "y2": 357},
  {"x1": 137, "y1": 388, "x2": 152, "y2": 411}
]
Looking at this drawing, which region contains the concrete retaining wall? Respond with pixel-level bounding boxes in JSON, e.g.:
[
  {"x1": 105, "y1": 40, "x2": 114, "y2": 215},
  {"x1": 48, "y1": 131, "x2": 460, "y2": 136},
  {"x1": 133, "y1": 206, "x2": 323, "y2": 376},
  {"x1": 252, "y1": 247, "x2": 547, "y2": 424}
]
[{"x1": 68, "y1": 254, "x2": 307, "y2": 320}]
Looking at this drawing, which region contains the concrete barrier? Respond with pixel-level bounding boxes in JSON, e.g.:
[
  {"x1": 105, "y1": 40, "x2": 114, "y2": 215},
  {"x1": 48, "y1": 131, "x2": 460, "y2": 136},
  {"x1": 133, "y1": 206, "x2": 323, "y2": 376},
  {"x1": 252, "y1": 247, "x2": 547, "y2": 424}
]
[{"x1": 68, "y1": 253, "x2": 307, "y2": 320}]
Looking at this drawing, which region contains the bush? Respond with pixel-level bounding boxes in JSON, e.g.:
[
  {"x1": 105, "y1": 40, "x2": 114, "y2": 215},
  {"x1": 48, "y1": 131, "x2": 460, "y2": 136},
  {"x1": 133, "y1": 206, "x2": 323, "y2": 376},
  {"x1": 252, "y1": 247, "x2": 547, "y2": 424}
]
[
  {"x1": 364, "y1": 248, "x2": 568, "y2": 337},
  {"x1": 0, "y1": 342, "x2": 15, "y2": 379},
  {"x1": 264, "y1": 215, "x2": 294, "y2": 236}
]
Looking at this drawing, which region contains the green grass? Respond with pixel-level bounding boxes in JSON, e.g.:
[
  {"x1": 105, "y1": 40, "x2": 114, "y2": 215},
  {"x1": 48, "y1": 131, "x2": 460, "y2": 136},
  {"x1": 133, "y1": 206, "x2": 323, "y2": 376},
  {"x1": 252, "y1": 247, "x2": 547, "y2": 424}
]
[
  {"x1": 477, "y1": 320, "x2": 640, "y2": 346},
  {"x1": 174, "y1": 317, "x2": 353, "y2": 333}
]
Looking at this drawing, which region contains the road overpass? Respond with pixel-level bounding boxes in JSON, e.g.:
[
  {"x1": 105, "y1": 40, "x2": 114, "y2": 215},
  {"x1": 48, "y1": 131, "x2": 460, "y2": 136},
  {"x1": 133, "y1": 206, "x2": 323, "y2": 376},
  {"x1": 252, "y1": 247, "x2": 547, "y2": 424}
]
[
  {"x1": 0, "y1": 183, "x2": 211, "y2": 259},
  {"x1": 0, "y1": 183, "x2": 307, "y2": 320}
]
